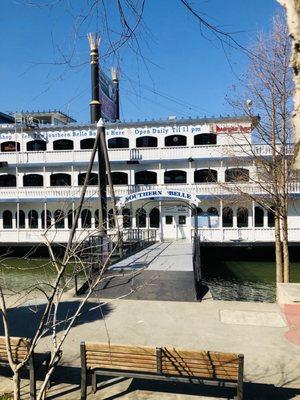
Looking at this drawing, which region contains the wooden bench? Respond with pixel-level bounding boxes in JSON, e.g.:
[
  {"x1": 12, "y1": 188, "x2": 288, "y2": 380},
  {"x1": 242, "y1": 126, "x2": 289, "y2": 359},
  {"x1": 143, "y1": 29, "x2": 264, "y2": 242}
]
[
  {"x1": 80, "y1": 342, "x2": 244, "y2": 399},
  {"x1": 0, "y1": 337, "x2": 51, "y2": 400}
]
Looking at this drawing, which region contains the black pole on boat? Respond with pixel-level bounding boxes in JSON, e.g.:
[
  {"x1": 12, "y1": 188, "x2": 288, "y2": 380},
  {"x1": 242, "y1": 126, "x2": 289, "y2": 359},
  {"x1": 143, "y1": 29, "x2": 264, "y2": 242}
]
[{"x1": 88, "y1": 33, "x2": 107, "y2": 234}]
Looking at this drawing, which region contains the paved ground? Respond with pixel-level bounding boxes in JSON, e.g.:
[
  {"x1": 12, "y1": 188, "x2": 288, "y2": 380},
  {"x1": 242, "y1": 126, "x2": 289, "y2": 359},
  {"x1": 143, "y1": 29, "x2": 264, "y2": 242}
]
[
  {"x1": 91, "y1": 241, "x2": 197, "y2": 301},
  {"x1": 1, "y1": 296, "x2": 300, "y2": 399}
]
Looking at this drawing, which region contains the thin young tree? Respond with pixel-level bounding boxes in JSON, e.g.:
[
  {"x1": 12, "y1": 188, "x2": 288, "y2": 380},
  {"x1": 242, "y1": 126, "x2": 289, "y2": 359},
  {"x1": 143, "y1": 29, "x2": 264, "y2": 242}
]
[{"x1": 225, "y1": 14, "x2": 294, "y2": 285}]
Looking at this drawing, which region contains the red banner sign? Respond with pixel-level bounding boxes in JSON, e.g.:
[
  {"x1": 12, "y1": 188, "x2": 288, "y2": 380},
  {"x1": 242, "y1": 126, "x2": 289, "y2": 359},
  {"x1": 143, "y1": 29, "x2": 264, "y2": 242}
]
[{"x1": 215, "y1": 124, "x2": 251, "y2": 134}]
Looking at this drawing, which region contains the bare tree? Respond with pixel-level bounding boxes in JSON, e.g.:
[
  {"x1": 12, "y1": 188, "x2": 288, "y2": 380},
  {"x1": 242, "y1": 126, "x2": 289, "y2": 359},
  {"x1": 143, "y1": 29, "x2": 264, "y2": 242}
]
[
  {"x1": 224, "y1": 14, "x2": 294, "y2": 286},
  {"x1": 0, "y1": 212, "x2": 115, "y2": 399}
]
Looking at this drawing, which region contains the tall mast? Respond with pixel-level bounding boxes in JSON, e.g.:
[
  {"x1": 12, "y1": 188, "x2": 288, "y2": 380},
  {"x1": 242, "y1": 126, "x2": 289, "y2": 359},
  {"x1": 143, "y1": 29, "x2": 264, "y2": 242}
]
[{"x1": 88, "y1": 33, "x2": 107, "y2": 234}]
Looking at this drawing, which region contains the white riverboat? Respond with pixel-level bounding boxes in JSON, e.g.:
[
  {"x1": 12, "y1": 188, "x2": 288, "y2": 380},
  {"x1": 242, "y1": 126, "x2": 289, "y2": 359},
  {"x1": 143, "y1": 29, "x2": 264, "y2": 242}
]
[{"x1": 0, "y1": 111, "x2": 299, "y2": 245}]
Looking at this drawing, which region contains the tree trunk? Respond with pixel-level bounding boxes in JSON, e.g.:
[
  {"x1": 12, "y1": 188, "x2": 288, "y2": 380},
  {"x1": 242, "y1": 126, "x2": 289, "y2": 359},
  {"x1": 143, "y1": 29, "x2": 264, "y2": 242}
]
[
  {"x1": 274, "y1": 210, "x2": 283, "y2": 284},
  {"x1": 282, "y1": 210, "x2": 290, "y2": 282},
  {"x1": 13, "y1": 370, "x2": 20, "y2": 400}
]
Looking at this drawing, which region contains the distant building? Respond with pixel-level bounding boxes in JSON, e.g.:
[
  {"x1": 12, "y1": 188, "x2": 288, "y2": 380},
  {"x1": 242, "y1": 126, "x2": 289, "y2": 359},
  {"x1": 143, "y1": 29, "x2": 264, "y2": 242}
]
[
  {"x1": 13, "y1": 110, "x2": 76, "y2": 126},
  {"x1": 0, "y1": 112, "x2": 14, "y2": 124}
]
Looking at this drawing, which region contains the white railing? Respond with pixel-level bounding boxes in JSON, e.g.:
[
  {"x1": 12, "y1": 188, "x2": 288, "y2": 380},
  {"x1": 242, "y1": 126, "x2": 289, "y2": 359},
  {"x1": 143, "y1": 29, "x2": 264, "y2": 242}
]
[
  {"x1": 0, "y1": 227, "x2": 299, "y2": 244},
  {"x1": 0, "y1": 143, "x2": 293, "y2": 165},
  {"x1": 0, "y1": 228, "x2": 159, "y2": 244},
  {"x1": 0, "y1": 182, "x2": 299, "y2": 200},
  {"x1": 197, "y1": 227, "x2": 300, "y2": 243}
]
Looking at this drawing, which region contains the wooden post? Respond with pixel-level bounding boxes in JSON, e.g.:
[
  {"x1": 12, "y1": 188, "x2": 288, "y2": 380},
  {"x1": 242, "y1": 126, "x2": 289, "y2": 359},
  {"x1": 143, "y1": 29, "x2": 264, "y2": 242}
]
[
  {"x1": 156, "y1": 347, "x2": 162, "y2": 374},
  {"x1": 237, "y1": 354, "x2": 244, "y2": 400},
  {"x1": 80, "y1": 342, "x2": 87, "y2": 400}
]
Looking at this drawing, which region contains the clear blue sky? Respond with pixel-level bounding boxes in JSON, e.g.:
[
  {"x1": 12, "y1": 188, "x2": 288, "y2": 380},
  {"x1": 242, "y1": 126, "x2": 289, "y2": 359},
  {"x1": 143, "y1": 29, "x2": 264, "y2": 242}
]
[{"x1": 0, "y1": 0, "x2": 281, "y2": 124}]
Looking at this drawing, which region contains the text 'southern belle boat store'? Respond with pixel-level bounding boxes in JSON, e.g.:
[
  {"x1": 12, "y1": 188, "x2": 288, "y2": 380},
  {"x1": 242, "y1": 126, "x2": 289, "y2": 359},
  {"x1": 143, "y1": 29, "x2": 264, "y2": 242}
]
[{"x1": 0, "y1": 113, "x2": 299, "y2": 245}]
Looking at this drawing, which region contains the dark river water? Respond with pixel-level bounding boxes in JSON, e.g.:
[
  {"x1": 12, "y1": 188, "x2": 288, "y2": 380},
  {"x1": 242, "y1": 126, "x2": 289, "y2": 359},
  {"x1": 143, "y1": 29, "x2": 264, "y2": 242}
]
[
  {"x1": 202, "y1": 259, "x2": 300, "y2": 303},
  {"x1": 0, "y1": 258, "x2": 84, "y2": 293},
  {"x1": 1, "y1": 255, "x2": 300, "y2": 303}
]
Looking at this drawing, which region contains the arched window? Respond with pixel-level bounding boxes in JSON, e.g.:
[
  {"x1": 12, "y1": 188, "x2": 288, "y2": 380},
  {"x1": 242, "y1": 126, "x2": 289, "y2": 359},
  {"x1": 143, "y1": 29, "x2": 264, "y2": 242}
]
[
  {"x1": 111, "y1": 172, "x2": 128, "y2": 185},
  {"x1": 26, "y1": 140, "x2": 46, "y2": 151},
  {"x1": 54, "y1": 209, "x2": 65, "y2": 229},
  {"x1": 207, "y1": 207, "x2": 218, "y2": 216},
  {"x1": 192, "y1": 207, "x2": 203, "y2": 216},
  {"x1": 135, "y1": 171, "x2": 157, "y2": 185},
  {"x1": 1, "y1": 141, "x2": 20, "y2": 152},
  {"x1": 16, "y1": 210, "x2": 25, "y2": 229},
  {"x1": 255, "y1": 206, "x2": 264, "y2": 227},
  {"x1": 122, "y1": 208, "x2": 132, "y2": 228},
  {"x1": 50, "y1": 173, "x2": 71, "y2": 186},
  {"x1": 207, "y1": 207, "x2": 219, "y2": 228},
  {"x1": 28, "y1": 210, "x2": 38, "y2": 229},
  {"x1": 165, "y1": 135, "x2": 186, "y2": 147},
  {"x1": 0, "y1": 174, "x2": 16, "y2": 187},
  {"x1": 108, "y1": 209, "x2": 115, "y2": 229},
  {"x1": 67, "y1": 210, "x2": 73, "y2": 229},
  {"x1": 108, "y1": 137, "x2": 129, "y2": 149},
  {"x1": 225, "y1": 168, "x2": 249, "y2": 182},
  {"x1": 194, "y1": 169, "x2": 217, "y2": 183},
  {"x1": 149, "y1": 208, "x2": 160, "y2": 228},
  {"x1": 53, "y1": 139, "x2": 74, "y2": 150},
  {"x1": 194, "y1": 134, "x2": 216, "y2": 145},
  {"x1": 136, "y1": 136, "x2": 158, "y2": 148},
  {"x1": 268, "y1": 207, "x2": 275, "y2": 227},
  {"x1": 41, "y1": 210, "x2": 51, "y2": 229},
  {"x1": 222, "y1": 207, "x2": 233, "y2": 227},
  {"x1": 23, "y1": 174, "x2": 43, "y2": 187},
  {"x1": 95, "y1": 210, "x2": 99, "y2": 228},
  {"x1": 136, "y1": 208, "x2": 146, "y2": 228},
  {"x1": 164, "y1": 170, "x2": 186, "y2": 184},
  {"x1": 81, "y1": 209, "x2": 91, "y2": 229},
  {"x1": 80, "y1": 138, "x2": 95, "y2": 149},
  {"x1": 3, "y1": 210, "x2": 12, "y2": 229},
  {"x1": 78, "y1": 172, "x2": 98, "y2": 186},
  {"x1": 237, "y1": 207, "x2": 248, "y2": 227}
]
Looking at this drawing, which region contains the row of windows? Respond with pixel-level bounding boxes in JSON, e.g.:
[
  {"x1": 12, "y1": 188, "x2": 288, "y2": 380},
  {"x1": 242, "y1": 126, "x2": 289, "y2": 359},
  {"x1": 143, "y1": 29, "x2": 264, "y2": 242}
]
[
  {"x1": 0, "y1": 169, "x2": 250, "y2": 187},
  {"x1": 0, "y1": 208, "x2": 154, "y2": 229},
  {"x1": 193, "y1": 206, "x2": 275, "y2": 228},
  {"x1": 0, "y1": 134, "x2": 217, "y2": 152},
  {"x1": 0, "y1": 206, "x2": 275, "y2": 229}
]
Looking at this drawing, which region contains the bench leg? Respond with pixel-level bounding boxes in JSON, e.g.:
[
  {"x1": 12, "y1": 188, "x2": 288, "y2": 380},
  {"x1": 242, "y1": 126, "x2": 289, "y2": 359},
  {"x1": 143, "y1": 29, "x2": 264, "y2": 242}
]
[
  {"x1": 92, "y1": 372, "x2": 97, "y2": 394},
  {"x1": 29, "y1": 357, "x2": 36, "y2": 400},
  {"x1": 237, "y1": 354, "x2": 244, "y2": 400},
  {"x1": 80, "y1": 366, "x2": 87, "y2": 400}
]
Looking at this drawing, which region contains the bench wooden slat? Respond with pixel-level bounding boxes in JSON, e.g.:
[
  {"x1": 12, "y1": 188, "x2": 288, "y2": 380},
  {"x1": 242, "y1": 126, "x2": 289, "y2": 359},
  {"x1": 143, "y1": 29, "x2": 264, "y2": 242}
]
[
  {"x1": 162, "y1": 369, "x2": 237, "y2": 380},
  {"x1": 85, "y1": 343, "x2": 156, "y2": 356},
  {"x1": 161, "y1": 358, "x2": 239, "y2": 368},
  {"x1": 85, "y1": 352, "x2": 156, "y2": 361},
  {"x1": 87, "y1": 358, "x2": 156, "y2": 368},
  {"x1": 162, "y1": 348, "x2": 239, "y2": 363},
  {"x1": 88, "y1": 363, "x2": 157, "y2": 373},
  {"x1": 162, "y1": 362, "x2": 238, "y2": 373}
]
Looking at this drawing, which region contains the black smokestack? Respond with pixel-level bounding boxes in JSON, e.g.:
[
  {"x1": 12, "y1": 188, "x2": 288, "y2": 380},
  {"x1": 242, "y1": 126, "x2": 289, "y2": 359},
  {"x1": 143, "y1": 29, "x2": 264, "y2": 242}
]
[{"x1": 111, "y1": 67, "x2": 120, "y2": 121}]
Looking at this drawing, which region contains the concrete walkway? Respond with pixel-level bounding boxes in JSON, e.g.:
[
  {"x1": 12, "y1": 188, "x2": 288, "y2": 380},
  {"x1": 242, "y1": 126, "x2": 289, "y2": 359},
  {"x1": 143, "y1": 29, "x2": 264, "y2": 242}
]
[
  {"x1": 92, "y1": 241, "x2": 197, "y2": 301},
  {"x1": 1, "y1": 297, "x2": 300, "y2": 399},
  {"x1": 108, "y1": 241, "x2": 193, "y2": 272}
]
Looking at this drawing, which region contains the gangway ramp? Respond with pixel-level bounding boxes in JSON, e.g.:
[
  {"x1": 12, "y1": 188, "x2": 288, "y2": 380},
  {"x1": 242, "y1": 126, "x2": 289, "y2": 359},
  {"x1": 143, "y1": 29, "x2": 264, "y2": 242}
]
[{"x1": 92, "y1": 241, "x2": 197, "y2": 301}]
